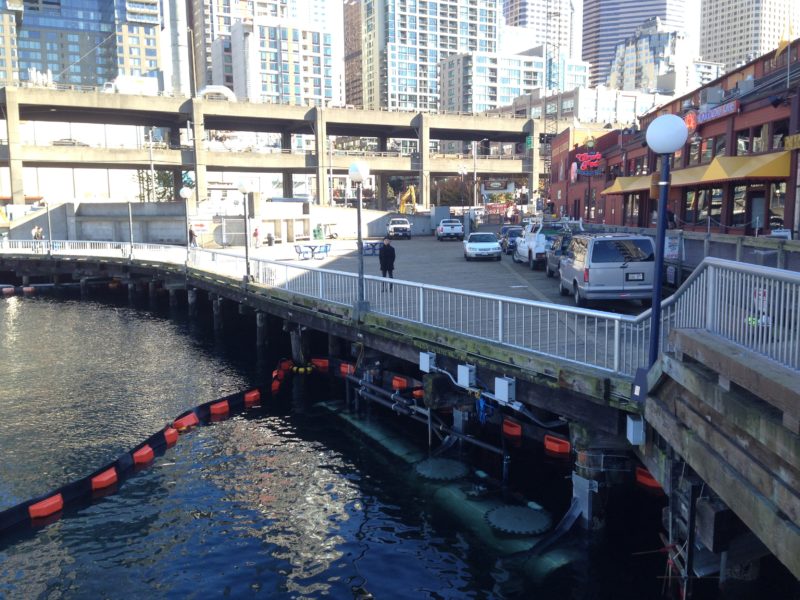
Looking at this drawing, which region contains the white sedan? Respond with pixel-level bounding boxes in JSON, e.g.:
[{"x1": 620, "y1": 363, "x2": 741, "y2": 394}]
[{"x1": 463, "y1": 233, "x2": 502, "y2": 261}]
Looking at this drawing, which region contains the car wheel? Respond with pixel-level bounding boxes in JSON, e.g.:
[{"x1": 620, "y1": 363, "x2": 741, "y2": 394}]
[
  {"x1": 573, "y1": 284, "x2": 585, "y2": 307},
  {"x1": 559, "y1": 279, "x2": 570, "y2": 296}
]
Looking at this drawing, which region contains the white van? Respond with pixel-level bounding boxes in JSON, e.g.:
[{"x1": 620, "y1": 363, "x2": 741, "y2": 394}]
[{"x1": 558, "y1": 233, "x2": 655, "y2": 307}]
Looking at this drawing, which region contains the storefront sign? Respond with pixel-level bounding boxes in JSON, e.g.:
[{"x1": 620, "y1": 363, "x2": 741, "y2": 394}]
[
  {"x1": 785, "y1": 133, "x2": 800, "y2": 150},
  {"x1": 697, "y1": 100, "x2": 739, "y2": 124},
  {"x1": 576, "y1": 151, "x2": 603, "y2": 176}
]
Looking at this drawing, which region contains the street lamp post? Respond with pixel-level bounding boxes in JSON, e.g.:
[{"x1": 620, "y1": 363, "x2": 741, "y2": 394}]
[
  {"x1": 458, "y1": 165, "x2": 468, "y2": 235},
  {"x1": 237, "y1": 180, "x2": 252, "y2": 283},
  {"x1": 473, "y1": 138, "x2": 488, "y2": 207},
  {"x1": 179, "y1": 186, "x2": 193, "y2": 263},
  {"x1": 348, "y1": 161, "x2": 370, "y2": 318},
  {"x1": 45, "y1": 201, "x2": 52, "y2": 254},
  {"x1": 644, "y1": 114, "x2": 688, "y2": 368}
]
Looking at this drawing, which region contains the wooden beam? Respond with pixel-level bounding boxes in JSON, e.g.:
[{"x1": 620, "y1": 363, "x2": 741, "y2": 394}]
[
  {"x1": 670, "y1": 329, "x2": 800, "y2": 433},
  {"x1": 645, "y1": 395, "x2": 800, "y2": 579}
]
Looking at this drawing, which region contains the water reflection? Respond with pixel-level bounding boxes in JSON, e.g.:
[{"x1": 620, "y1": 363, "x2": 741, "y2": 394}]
[
  {"x1": 203, "y1": 416, "x2": 359, "y2": 597},
  {"x1": 0, "y1": 297, "x2": 250, "y2": 509}
]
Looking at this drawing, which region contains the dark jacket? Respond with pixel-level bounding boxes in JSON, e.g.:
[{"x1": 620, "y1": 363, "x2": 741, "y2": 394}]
[{"x1": 378, "y1": 243, "x2": 396, "y2": 271}]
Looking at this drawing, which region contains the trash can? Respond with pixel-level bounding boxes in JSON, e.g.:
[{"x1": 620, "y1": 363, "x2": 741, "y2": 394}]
[
  {"x1": 313, "y1": 226, "x2": 323, "y2": 240},
  {"x1": 266, "y1": 233, "x2": 275, "y2": 247}
]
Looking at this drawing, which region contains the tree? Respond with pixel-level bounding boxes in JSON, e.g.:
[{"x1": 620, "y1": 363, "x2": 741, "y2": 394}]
[{"x1": 136, "y1": 169, "x2": 176, "y2": 202}]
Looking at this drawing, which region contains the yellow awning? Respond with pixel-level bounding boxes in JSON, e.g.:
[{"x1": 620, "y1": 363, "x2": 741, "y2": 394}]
[
  {"x1": 600, "y1": 174, "x2": 654, "y2": 195},
  {"x1": 668, "y1": 152, "x2": 790, "y2": 187},
  {"x1": 701, "y1": 151, "x2": 790, "y2": 184},
  {"x1": 669, "y1": 164, "x2": 710, "y2": 187}
]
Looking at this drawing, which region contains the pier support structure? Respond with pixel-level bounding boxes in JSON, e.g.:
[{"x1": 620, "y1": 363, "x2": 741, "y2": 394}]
[
  {"x1": 212, "y1": 295, "x2": 223, "y2": 332},
  {"x1": 288, "y1": 323, "x2": 309, "y2": 365},
  {"x1": 256, "y1": 311, "x2": 268, "y2": 348},
  {"x1": 187, "y1": 288, "x2": 197, "y2": 317}
]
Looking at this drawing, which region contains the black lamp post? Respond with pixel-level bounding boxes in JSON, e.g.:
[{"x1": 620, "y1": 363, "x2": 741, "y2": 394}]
[
  {"x1": 237, "y1": 180, "x2": 252, "y2": 283},
  {"x1": 348, "y1": 161, "x2": 370, "y2": 317},
  {"x1": 644, "y1": 114, "x2": 688, "y2": 367}
]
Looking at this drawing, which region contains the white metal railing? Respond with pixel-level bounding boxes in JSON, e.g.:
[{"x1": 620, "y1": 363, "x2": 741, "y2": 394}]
[{"x1": 4, "y1": 244, "x2": 798, "y2": 377}]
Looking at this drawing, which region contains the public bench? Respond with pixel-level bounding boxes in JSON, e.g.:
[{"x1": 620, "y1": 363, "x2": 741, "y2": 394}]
[{"x1": 294, "y1": 243, "x2": 331, "y2": 260}]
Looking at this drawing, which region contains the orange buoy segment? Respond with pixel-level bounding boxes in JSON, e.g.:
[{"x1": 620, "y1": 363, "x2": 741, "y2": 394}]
[
  {"x1": 22, "y1": 286, "x2": 35, "y2": 294},
  {"x1": 271, "y1": 380, "x2": 281, "y2": 395},
  {"x1": 133, "y1": 444, "x2": 154, "y2": 465},
  {"x1": 543, "y1": 435, "x2": 571, "y2": 455},
  {"x1": 339, "y1": 363, "x2": 355, "y2": 376},
  {"x1": 244, "y1": 389, "x2": 261, "y2": 407},
  {"x1": 2, "y1": 287, "x2": 14, "y2": 296},
  {"x1": 210, "y1": 400, "x2": 229, "y2": 416},
  {"x1": 311, "y1": 358, "x2": 329, "y2": 373},
  {"x1": 502, "y1": 418, "x2": 523, "y2": 439},
  {"x1": 28, "y1": 493, "x2": 63, "y2": 519},
  {"x1": 174, "y1": 412, "x2": 199, "y2": 431},
  {"x1": 164, "y1": 427, "x2": 179, "y2": 446},
  {"x1": 91, "y1": 467, "x2": 118, "y2": 490},
  {"x1": 412, "y1": 388, "x2": 424, "y2": 400},
  {"x1": 636, "y1": 466, "x2": 662, "y2": 490},
  {"x1": 275, "y1": 369, "x2": 286, "y2": 381},
  {"x1": 391, "y1": 376, "x2": 409, "y2": 391},
  {"x1": 279, "y1": 359, "x2": 294, "y2": 371}
]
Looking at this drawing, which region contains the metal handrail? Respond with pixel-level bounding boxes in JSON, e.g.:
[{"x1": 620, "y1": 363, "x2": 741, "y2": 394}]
[{"x1": 3, "y1": 243, "x2": 797, "y2": 376}]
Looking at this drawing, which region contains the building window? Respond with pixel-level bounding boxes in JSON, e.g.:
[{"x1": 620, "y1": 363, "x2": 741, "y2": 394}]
[
  {"x1": 751, "y1": 124, "x2": 768, "y2": 153},
  {"x1": 769, "y1": 182, "x2": 786, "y2": 228},
  {"x1": 771, "y1": 119, "x2": 789, "y2": 149},
  {"x1": 700, "y1": 137, "x2": 713, "y2": 163},
  {"x1": 688, "y1": 136, "x2": 701, "y2": 165},
  {"x1": 714, "y1": 134, "x2": 726, "y2": 157},
  {"x1": 731, "y1": 185, "x2": 747, "y2": 227},
  {"x1": 735, "y1": 129, "x2": 749, "y2": 155}
]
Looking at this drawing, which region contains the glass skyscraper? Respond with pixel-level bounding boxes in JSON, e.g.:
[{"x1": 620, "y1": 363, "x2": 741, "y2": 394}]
[{"x1": 9, "y1": 0, "x2": 160, "y2": 86}]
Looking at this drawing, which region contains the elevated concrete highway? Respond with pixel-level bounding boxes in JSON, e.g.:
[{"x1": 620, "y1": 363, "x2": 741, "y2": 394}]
[{"x1": 0, "y1": 86, "x2": 535, "y2": 207}]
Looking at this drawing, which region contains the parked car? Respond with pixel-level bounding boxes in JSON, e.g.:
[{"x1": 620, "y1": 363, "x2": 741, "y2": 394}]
[
  {"x1": 513, "y1": 218, "x2": 583, "y2": 269},
  {"x1": 463, "y1": 232, "x2": 502, "y2": 261},
  {"x1": 436, "y1": 218, "x2": 464, "y2": 241},
  {"x1": 500, "y1": 226, "x2": 523, "y2": 255},
  {"x1": 559, "y1": 233, "x2": 655, "y2": 307},
  {"x1": 545, "y1": 233, "x2": 572, "y2": 277},
  {"x1": 386, "y1": 217, "x2": 411, "y2": 239}
]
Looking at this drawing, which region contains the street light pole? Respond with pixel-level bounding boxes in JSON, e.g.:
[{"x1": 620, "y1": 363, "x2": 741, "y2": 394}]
[
  {"x1": 645, "y1": 114, "x2": 688, "y2": 368},
  {"x1": 148, "y1": 126, "x2": 156, "y2": 202},
  {"x1": 179, "y1": 186, "x2": 193, "y2": 264},
  {"x1": 348, "y1": 161, "x2": 370, "y2": 318},
  {"x1": 45, "y1": 201, "x2": 52, "y2": 254},
  {"x1": 238, "y1": 180, "x2": 252, "y2": 283}
]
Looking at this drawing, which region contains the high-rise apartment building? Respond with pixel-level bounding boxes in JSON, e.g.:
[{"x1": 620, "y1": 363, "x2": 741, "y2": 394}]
[
  {"x1": 700, "y1": 0, "x2": 799, "y2": 70},
  {"x1": 190, "y1": 0, "x2": 340, "y2": 91},
  {"x1": 343, "y1": 0, "x2": 362, "y2": 107},
  {"x1": 10, "y1": 0, "x2": 161, "y2": 87},
  {"x1": 0, "y1": 3, "x2": 20, "y2": 84},
  {"x1": 582, "y1": 0, "x2": 687, "y2": 87},
  {"x1": 440, "y1": 46, "x2": 589, "y2": 113},
  {"x1": 607, "y1": 17, "x2": 724, "y2": 95},
  {"x1": 229, "y1": 19, "x2": 341, "y2": 107},
  {"x1": 502, "y1": 0, "x2": 582, "y2": 60},
  {"x1": 361, "y1": 0, "x2": 500, "y2": 111}
]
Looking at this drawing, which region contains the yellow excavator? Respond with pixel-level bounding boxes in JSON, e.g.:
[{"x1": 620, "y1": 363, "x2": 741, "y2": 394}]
[{"x1": 398, "y1": 186, "x2": 416, "y2": 214}]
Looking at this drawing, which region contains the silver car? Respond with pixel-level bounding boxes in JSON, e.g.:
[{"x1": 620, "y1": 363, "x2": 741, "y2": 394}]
[{"x1": 558, "y1": 233, "x2": 655, "y2": 307}]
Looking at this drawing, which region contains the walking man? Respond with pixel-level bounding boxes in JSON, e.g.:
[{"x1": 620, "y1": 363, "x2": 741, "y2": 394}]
[
  {"x1": 189, "y1": 226, "x2": 197, "y2": 248},
  {"x1": 378, "y1": 237, "x2": 395, "y2": 291}
]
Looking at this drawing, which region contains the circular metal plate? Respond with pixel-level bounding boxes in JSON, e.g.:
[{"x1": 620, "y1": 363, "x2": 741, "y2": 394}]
[
  {"x1": 485, "y1": 505, "x2": 553, "y2": 536},
  {"x1": 414, "y1": 457, "x2": 469, "y2": 481}
]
